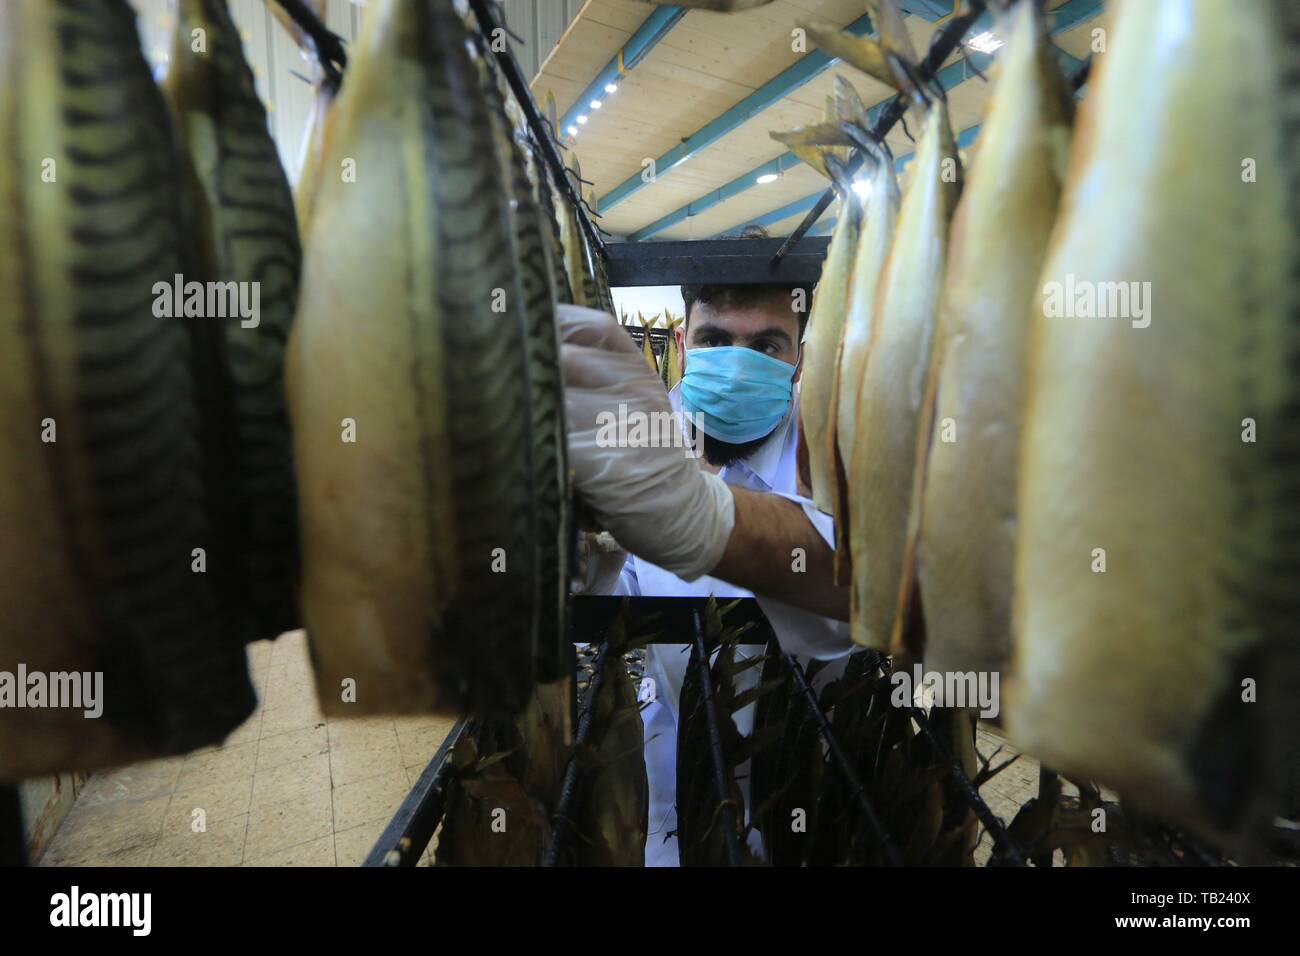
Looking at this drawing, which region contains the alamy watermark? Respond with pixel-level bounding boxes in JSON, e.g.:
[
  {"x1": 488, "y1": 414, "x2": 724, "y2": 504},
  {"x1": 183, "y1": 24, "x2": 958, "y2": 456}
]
[
  {"x1": 1042, "y1": 273, "x2": 1151, "y2": 329},
  {"x1": 595, "y1": 404, "x2": 705, "y2": 459},
  {"x1": 0, "y1": 665, "x2": 102, "y2": 718},
  {"x1": 152, "y1": 274, "x2": 260, "y2": 328},
  {"x1": 890, "y1": 663, "x2": 1000, "y2": 719}
]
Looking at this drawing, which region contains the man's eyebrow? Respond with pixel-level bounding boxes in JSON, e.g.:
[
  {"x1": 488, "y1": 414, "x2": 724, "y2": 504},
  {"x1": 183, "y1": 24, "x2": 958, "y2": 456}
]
[
  {"x1": 745, "y1": 326, "x2": 793, "y2": 346},
  {"x1": 690, "y1": 321, "x2": 733, "y2": 339}
]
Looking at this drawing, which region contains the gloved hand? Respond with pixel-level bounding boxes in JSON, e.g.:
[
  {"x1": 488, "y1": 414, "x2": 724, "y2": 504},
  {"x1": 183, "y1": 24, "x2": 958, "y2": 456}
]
[{"x1": 559, "y1": 305, "x2": 735, "y2": 581}]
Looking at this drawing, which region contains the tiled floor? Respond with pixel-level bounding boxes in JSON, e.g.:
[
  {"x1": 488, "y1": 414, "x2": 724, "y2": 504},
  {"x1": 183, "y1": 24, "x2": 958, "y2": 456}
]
[{"x1": 37, "y1": 630, "x2": 456, "y2": 867}]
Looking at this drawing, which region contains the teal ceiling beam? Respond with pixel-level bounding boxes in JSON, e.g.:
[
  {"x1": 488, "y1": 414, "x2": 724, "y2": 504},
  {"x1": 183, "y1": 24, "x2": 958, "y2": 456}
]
[
  {"x1": 559, "y1": 5, "x2": 687, "y2": 139},
  {"x1": 597, "y1": 12, "x2": 879, "y2": 212},
  {"x1": 666, "y1": 0, "x2": 1101, "y2": 242}
]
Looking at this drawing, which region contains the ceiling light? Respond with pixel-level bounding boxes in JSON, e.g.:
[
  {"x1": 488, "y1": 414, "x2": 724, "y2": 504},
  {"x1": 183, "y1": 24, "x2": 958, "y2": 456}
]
[
  {"x1": 852, "y1": 178, "x2": 872, "y2": 198},
  {"x1": 577, "y1": 114, "x2": 588, "y2": 124},
  {"x1": 605, "y1": 83, "x2": 618, "y2": 94},
  {"x1": 756, "y1": 173, "x2": 778, "y2": 185},
  {"x1": 590, "y1": 99, "x2": 602, "y2": 109},
  {"x1": 567, "y1": 125, "x2": 578, "y2": 136},
  {"x1": 966, "y1": 30, "x2": 1003, "y2": 54}
]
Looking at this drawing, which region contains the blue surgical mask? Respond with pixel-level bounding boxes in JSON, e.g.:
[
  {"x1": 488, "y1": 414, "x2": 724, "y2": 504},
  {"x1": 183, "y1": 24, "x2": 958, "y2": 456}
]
[{"x1": 679, "y1": 346, "x2": 797, "y2": 444}]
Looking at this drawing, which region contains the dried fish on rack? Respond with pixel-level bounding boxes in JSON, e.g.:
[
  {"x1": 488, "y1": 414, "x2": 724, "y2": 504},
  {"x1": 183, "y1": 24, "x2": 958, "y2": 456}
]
[
  {"x1": 676, "y1": 600, "x2": 765, "y2": 866},
  {"x1": 663, "y1": 313, "x2": 683, "y2": 390},
  {"x1": 816, "y1": 4, "x2": 962, "y2": 653},
  {"x1": 435, "y1": 680, "x2": 572, "y2": 866},
  {"x1": 289, "y1": 0, "x2": 542, "y2": 716},
  {"x1": 636, "y1": 312, "x2": 659, "y2": 375},
  {"x1": 0, "y1": 0, "x2": 255, "y2": 779},
  {"x1": 828, "y1": 129, "x2": 899, "y2": 588},
  {"x1": 1005, "y1": 0, "x2": 1300, "y2": 854},
  {"x1": 570, "y1": 615, "x2": 648, "y2": 866},
  {"x1": 162, "y1": 0, "x2": 302, "y2": 645},
  {"x1": 749, "y1": 645, "x2": 823, "y2": 865},
  {"x1": 771, "y1": 82, "x2": 862, "y2": 516},
  {"x1": 471, "y1": 32, "x2": 570, "y2": 686},
  {"x1": 915, "y1": 0, "x2": 1073, "y2": 679}
]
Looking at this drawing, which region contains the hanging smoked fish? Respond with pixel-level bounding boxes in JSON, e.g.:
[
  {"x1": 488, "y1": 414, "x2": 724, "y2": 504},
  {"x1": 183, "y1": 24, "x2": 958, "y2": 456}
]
[
  {"x1": 289, "y1": 0, "x2": 540, "y2": 716},
  {"x1": 770, "y1": 81, "x2": 862, "y2": 516},
  {"x1": 827, "y1": 129, "x2": 899, "y2": 587},
  {"x1": 914, "y1": 0, "x2": 1073, "y2": 681},
  {"x1": 508, "y1": 94, "x2": 574, "y2": 305},
  {"x1": 436, "y1": 681, "x2": 570, "y2": 866},
  {"x1": 572, "y1": 620, "x2": 648, "y2": 867},
  {"x1": 809, "y1": 6, "x2": 962, "y2": 652},
  {"x1": 564, "y1": 157, "x2": 602, "y2": 309},
  {"x1": 1005, "y1": 0, "x2": 1299, "y2": 853},
  {"x1": 636, "y1": 312, "x2": 658, "y2": 374},
  {"x1": 162, "y1": 0, "x2": 302, "y2": 645},
  {"x1": 0, "y1": 0, "x2": 255, "y2": 779},
  {"x1": 471, "y1": 33, "x2": 569, "y2": 686},
  {"x1": 584, "y1": 188, "x2": 616, "y2": 314},
  {"x1": 664, "y1": 313, "x2": 683, "y2": 390}
]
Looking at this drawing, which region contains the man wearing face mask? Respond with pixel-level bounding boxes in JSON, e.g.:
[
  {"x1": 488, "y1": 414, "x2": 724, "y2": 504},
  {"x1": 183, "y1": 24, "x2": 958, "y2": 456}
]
[{"x1": 560, "y1": 247, "x2": 855, "y2": 866}]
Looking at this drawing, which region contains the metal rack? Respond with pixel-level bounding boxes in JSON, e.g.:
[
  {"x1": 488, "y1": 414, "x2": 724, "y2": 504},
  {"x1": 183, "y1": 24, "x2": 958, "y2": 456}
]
[{"x1": 366, "y1": 596, "x2": 1244, "y2": 868}]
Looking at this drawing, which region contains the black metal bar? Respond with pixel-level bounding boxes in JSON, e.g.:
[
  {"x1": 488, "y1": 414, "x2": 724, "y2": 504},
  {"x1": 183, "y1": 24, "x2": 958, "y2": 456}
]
[
  {"x1": 466, "y1": 0, "x2": 606, "y2": 261},
  {"x1": 691, "y1": 608, "x2": 745, "y2": 867},
  {"x1": 907, "y1": 700, "x2": 1027, "y2": 866},
  {"x1": 606, "y1": 237, "x2": 830, "y2": 287},
  {"x1": 270, "y1": 0, "x2": 347, "y2": 91},
  {"x1": 543, "y1": 641, "x2": 612, "y2": 866},
  {"x1": 772, "y1": 0, "x2": 988, "y2": 263},
  {"x1": 363, "y1": 719, "x2": 468, "y2": 867},
  {"x1": 782, "y1": 654, "x2": 902, "y2": 866}
]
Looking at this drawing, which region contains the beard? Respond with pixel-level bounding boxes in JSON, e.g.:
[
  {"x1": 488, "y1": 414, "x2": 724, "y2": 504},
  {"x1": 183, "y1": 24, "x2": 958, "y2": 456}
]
[{"x1": 699, "y1": 428, "x2": 776, "y2": 468}]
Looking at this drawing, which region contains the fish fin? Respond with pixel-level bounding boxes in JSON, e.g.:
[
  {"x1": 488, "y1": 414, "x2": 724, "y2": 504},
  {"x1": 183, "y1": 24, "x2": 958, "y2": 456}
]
[
  {"x1": 802, "y1": 20, "x2": 901, "y2": 90},
  {"x1": 834, "y1": 75, "x2": 870, "y2": 129},
  {"x1": 864, "y1": 0, "x2": 920, "y2": 65}
]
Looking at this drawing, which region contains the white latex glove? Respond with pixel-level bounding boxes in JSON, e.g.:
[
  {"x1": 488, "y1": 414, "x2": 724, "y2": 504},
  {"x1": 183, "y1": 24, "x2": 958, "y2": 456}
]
[{"x1": 559, "y1": 305, "x2": 735, "y2": 581}]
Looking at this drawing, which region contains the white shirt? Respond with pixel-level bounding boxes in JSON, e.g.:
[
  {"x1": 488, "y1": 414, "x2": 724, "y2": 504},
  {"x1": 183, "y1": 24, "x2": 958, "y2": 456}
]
[{"x1": 609, "y1": 385, "x2": 854, "y2": 866}]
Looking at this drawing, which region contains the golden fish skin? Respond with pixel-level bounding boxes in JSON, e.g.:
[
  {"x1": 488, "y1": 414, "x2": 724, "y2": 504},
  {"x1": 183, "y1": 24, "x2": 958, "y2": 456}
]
[
  {"x1": 915, "y1": 0, "x2": 1073, "y2": 679},
  {"x1": 848, "y1": 100, "x2": 960, "y2": 651},
  {"x1": 162, "y1": 0, "x2": 302, "y2": 645},
  {"x1": 665, "y1": 314, "x2": 683, "y2": 390},
  {"x1": 1006, "y1": 0, "x2": 1298, "y2": 849},
  {"x1": 801, "y1": 204, "x2": 860, "y2": 514},
  {"x1": 0, "y1": 0, "x2": 254, "y2": 779},
  {"x1": 436, "y1": 680, "x2": 570, "y2": 866},
  {"x1": 575, "y1": 653, "x2": 648, "y2": 866},
  {"x1": 289, "y1": 0, "x2": 538, "y2": 716},
  {"x1": 829, "y1": 141, "x2": 899, "y2": 583},
  {"x1": 637, "y1": 313, "x2": 658, "y2": 374}
]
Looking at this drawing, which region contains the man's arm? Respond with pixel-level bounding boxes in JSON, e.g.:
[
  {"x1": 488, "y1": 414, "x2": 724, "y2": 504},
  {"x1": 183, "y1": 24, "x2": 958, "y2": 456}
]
[
  {"x1": 712, "y1": 487, "x2": 848, "y2": 621},
  {"x1": 560, "y1": 304, "x2": 847, "y2": 621}
]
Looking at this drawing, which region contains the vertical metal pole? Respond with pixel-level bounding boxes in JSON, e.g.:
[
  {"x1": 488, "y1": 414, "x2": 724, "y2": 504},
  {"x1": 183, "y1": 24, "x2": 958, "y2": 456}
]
[{"x1": 691, "y1": 609, "x2": 744, "y2": 867}]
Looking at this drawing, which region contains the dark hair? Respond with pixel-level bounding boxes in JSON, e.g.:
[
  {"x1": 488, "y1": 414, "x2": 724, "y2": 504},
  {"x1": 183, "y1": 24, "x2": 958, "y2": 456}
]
[{"x1": 680, "y1": 226, "x2": 812, "y2": 336}]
